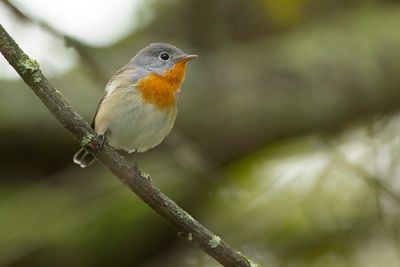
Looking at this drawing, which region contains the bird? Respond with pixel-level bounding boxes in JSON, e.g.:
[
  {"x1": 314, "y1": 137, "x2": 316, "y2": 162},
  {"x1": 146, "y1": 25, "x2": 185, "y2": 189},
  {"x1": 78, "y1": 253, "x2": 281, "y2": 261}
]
[{"x1": 73, "y1": 42, "x2": 197, "y2": 168}]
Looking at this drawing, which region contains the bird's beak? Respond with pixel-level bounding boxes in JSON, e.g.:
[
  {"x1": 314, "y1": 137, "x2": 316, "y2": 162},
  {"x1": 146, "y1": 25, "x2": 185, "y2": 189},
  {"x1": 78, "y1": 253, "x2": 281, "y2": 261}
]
[{"x1": 176, "y1": 54, "x2": 198, "y2": 62}]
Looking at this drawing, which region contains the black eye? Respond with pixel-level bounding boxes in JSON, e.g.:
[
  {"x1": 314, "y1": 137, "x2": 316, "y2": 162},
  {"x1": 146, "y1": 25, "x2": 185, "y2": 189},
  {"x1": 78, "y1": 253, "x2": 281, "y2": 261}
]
[{"x1": 160, "y1": 52, "x2": 169, "y2": 60}]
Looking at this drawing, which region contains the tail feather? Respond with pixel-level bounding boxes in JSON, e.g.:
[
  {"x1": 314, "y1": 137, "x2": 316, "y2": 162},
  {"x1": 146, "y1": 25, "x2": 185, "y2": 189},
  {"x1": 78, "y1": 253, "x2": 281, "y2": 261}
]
[{"x1": 73, "y1": 148, "x2": 96, "y2": 168}]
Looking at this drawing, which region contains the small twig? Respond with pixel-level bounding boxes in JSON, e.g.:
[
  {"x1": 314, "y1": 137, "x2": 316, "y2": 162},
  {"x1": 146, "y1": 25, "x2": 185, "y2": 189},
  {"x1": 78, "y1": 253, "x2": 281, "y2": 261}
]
[{"x1": 0, "y1": 24, "x2": 258, "y2": 267}]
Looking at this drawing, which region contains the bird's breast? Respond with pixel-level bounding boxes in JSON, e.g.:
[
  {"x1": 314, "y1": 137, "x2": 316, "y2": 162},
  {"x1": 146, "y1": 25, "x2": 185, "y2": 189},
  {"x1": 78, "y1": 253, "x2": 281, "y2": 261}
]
[
  {"x1": 137, "y1": 61, "x2": 188, "y2": 109},
  {"x1": 105, "y1": 93, "x2": 177, "y2": 152}
]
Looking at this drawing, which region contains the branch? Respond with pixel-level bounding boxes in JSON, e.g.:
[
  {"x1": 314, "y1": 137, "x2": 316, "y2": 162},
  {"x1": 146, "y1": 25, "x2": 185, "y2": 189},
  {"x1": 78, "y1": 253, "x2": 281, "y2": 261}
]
[
  {"x1": 0, "y1": 24, "x2": 258, "y2": 267},
  {"x1": 331, "y1": 149, "x2": 400, "y2": 204}
]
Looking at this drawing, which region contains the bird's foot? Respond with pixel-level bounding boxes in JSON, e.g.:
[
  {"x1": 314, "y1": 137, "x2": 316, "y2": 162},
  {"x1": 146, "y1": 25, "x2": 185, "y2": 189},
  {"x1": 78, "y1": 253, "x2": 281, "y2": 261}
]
[{"x1": 99, "y1": 130, "x2": 109, "y2": 150}]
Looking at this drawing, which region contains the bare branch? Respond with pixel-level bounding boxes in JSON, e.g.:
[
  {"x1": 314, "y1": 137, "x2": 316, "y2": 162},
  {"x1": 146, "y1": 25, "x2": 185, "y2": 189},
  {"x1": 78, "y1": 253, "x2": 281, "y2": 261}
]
[{"x1": 0, "y1": 24, "x2": 258, "y2": 267}]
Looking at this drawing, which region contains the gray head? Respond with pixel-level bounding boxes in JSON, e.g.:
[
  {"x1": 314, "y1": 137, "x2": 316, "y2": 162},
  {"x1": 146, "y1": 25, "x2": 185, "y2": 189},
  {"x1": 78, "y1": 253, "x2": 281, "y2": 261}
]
[{"x1": 130, "y1": 42, "x2": 197, "y2": 75}]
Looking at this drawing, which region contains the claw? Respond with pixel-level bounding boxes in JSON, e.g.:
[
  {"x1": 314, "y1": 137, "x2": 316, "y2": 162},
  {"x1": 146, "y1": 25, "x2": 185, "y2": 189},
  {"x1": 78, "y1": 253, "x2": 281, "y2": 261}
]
[{"x1": 99, "y1": 130, "x2": 109, "y2": 150}]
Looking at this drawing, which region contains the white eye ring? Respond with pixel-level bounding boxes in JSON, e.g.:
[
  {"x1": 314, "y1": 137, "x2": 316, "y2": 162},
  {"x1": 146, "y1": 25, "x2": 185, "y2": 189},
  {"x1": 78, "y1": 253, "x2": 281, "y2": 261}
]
[{"x1": 159, "y1": 52, "x2": 170, "y2": 60}]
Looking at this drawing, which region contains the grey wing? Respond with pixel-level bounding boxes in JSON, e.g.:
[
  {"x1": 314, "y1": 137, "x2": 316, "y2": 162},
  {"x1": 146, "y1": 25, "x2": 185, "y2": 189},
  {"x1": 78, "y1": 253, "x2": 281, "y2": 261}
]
[{"x1": 90, "y1": 64, "x2": 142, "y2": 129}]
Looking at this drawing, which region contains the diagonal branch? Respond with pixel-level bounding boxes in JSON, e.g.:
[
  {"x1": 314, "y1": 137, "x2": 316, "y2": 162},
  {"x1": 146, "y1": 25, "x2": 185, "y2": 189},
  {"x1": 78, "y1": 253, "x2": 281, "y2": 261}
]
[{"x1": 0, "y1": 24, "x2": 258, "y2": 267}]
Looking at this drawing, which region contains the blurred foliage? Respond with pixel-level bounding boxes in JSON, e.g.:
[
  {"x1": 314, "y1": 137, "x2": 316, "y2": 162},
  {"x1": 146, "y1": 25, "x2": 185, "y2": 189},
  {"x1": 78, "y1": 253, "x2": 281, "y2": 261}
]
[{"x1": 1, "y1": 0, "x2": 400, "y2": 266}]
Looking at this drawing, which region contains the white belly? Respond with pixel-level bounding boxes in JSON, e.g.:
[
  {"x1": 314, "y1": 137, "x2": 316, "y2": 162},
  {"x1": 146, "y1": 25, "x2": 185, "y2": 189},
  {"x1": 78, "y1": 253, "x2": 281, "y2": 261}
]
[{"x1": 95, "y1": 91, "x2": 177, "y2": 152}]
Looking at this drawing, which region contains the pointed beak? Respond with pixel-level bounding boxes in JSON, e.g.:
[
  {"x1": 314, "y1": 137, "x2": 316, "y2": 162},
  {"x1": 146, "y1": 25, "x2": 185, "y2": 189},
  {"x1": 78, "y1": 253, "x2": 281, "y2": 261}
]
[{"x1": 176, "y1": 54, "x2": 198, "y2": 62}]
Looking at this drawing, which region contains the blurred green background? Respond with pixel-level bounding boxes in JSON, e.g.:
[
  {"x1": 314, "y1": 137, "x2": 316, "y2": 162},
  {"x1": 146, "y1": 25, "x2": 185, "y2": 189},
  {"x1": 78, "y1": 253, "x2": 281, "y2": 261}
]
[{"x1": 1, "y1": 0, "x2": 400, "y2": 266}]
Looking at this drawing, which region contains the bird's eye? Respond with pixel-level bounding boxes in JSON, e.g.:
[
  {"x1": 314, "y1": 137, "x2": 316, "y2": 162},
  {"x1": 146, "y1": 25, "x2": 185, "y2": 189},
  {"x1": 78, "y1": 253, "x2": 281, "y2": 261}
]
[{"x1": 159, "y1": 52, "x2": 170, "y2": 60}]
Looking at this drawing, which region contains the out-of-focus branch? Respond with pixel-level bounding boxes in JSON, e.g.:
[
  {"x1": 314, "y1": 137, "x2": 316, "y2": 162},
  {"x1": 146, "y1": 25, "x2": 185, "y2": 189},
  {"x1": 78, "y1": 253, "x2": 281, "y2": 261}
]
[
  {"x1": 0, "y1": 24, "x2": 258, "y2": 267},
  {"x1": 2, "y1": 0, "x2": 108, "y2": 86},
  {"x1": 331, "y1": 149, "x2": 400, "y2": 205}
]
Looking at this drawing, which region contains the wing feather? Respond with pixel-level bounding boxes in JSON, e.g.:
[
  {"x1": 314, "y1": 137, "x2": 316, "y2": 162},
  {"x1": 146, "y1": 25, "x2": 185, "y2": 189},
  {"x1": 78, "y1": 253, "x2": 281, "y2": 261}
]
[{"x1": 90, "y1": 65, "x2": 142, "y2": 129}]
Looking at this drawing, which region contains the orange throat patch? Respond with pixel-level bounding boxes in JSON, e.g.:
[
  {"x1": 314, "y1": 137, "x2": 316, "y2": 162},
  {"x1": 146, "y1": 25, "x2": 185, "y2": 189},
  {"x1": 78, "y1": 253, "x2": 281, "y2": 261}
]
[{"x1": 137, "y1": 61, "x2": 188, "y2": 108}]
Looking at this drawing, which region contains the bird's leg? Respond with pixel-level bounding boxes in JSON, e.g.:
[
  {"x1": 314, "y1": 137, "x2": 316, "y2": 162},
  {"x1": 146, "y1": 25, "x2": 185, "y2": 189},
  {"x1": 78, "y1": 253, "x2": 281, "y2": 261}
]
[
  {"x1": 132, "y1": 150, "x2": 142, "y2": 177},
  {"x1": 99, "y1": 129, "x2": 109, "y2": 150},
  {"x1": 134, "y1": 150, "x2": 138, "y2": 168}
]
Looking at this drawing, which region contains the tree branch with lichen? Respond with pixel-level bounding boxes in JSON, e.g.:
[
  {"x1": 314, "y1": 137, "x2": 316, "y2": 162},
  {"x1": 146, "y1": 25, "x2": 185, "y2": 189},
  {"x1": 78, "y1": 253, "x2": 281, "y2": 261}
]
[{"x1": 0, "y1": 24, "x2": 260, "y2": 267}]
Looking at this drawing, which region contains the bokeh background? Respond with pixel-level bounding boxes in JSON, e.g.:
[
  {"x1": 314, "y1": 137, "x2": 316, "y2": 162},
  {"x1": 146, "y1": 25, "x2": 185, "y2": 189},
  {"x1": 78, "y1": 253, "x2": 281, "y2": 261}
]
[{"x1": 1, "y1": 0, "x2": 400, "y2": 266}]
